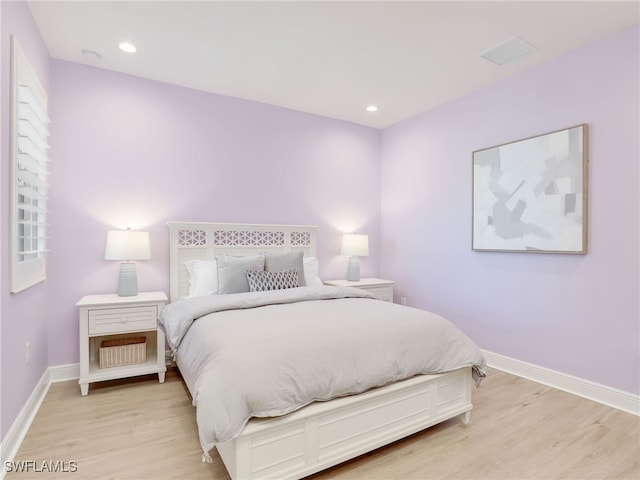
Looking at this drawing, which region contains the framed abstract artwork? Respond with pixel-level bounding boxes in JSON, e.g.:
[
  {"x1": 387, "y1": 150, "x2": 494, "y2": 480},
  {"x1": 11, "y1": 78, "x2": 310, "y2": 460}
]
[{"x1": 472, "y1": 124, "x2": 588, "y2": 254}]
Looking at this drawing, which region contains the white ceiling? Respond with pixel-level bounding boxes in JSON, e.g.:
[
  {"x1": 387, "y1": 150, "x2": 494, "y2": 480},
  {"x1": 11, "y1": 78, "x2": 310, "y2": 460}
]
[{"x1": 28, "y1": 1, "x2": 639, "y2": 129}]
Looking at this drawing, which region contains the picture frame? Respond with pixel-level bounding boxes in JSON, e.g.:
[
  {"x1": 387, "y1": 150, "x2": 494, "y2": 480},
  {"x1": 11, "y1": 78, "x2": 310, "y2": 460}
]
[{"x1": 472, "y1": 124, "x2": 588, "y2": 254}]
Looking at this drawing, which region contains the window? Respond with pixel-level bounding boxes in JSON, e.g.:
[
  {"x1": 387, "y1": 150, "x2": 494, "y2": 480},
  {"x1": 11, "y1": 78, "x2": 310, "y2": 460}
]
[{"x1": 10, "y1": 36, "x2": 50, "y2": 293}]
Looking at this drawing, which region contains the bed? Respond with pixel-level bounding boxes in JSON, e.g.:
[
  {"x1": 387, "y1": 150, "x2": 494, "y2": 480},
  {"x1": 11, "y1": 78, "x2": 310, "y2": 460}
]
[{"x1": 162, "y1": 221, "x2": 486, "y2": 480}]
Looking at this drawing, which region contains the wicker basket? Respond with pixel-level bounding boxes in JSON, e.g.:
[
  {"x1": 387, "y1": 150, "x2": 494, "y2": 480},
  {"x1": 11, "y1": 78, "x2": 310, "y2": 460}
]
[{"x1": 99, "y1": 336, "x2": 147, "y2": 369}]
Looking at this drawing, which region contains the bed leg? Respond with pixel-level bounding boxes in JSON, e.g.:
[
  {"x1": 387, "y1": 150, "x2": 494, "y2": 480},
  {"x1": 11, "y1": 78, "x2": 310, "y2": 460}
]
[{"x1": 460, "y1": 410, "x2": 471, "y2": 425}]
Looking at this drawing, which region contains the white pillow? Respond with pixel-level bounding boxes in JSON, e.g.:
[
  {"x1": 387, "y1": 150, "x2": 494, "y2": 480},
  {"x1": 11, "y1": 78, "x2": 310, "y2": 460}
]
[
  {"x1": 303, "y1": 257, "x2": 323, "y2": 287},
  {"x1": 184, "y1": 259, "x2": 218, "y2": 297}
]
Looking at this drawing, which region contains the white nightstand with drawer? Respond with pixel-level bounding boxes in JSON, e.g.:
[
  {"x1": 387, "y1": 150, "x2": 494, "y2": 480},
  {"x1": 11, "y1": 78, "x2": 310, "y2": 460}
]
[
  {"x1": 324, "y1": 278, "x2": 395, "y2": 302},
  {"x1": 77, "y1": 291, "x2": 168, "y2": 396}
]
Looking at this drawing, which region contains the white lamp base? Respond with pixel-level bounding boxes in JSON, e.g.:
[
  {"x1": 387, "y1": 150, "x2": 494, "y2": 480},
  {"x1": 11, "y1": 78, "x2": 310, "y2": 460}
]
[
  {"x1": 118, "y1": 261, "x2": 138, "y2": 296},
  {"x1": 346, "y1": 256, "x2": 361, "y2": 282}
]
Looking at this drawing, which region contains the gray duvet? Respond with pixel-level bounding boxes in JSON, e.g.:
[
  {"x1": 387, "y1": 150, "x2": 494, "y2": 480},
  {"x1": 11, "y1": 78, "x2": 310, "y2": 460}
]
[{"x1": 159, "y1": 286, "x2": 486, "y2": 457}]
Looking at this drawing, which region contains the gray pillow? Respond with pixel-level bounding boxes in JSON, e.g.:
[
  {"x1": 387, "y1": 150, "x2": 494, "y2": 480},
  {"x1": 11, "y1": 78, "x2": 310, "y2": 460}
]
[
  {"x1": 264, "y1": 250, "x2": 306, "y2": 286},
  {"x1": 216, "y1": 254, "x2": 265, "y2": 294},
  {"x1": 246, "y1": 268, "x2": 299, "y2": 292}
]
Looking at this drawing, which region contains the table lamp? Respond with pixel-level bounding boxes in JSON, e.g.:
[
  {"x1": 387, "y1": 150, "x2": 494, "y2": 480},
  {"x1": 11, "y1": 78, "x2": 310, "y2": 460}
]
[
  {"x1": 105, "y1": 229, "x2": 151, "y2": 296},
  {"x1": 340, "y1": 233, "x2": 369, "y2": 282}
]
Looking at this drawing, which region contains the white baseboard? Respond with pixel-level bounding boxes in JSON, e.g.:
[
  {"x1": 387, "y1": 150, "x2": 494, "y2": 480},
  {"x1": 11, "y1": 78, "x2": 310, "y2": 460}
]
[
  {"x1": 482, "y1": 350, "x2": 639, "y2": 416},
  {"x1": 48, "y1": 363, "x2": 80, "y2": 383},
  {"x1": 0, "y1": 364, "x2": 79, "y2": 479},
  {"x1": 0, "y1": 369, "x2": 51, "y2": 479}
]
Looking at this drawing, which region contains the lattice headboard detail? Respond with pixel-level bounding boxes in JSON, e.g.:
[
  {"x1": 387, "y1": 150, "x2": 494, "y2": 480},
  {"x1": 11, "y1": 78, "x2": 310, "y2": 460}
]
[{"x1": 167, "y1": 222, "x2": 318, "y2": 301}]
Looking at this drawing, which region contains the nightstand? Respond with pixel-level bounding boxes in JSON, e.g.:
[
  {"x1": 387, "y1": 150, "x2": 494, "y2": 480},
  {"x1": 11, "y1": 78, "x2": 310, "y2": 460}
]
[
  {"x1": 77, "y1": 291, "x2": 168, "y2": 396},
  {"x1": 324, "y1": 278, "x2": 395, "y2": 302}
]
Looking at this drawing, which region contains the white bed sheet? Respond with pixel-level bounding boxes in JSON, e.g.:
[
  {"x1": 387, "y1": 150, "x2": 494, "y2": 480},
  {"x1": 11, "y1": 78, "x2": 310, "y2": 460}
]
[{"x1": 160, "y1": 286, "x2": 486, "y2": 457}]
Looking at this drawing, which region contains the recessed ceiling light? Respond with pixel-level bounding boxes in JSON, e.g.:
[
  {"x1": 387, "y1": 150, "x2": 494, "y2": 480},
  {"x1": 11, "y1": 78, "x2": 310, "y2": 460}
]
[
  {"x1": 119, "y1": 42, "x2": 137, "y2": 53},
  {"x1": 366, "y1": 105, "x2": 378, "y2": 112}
]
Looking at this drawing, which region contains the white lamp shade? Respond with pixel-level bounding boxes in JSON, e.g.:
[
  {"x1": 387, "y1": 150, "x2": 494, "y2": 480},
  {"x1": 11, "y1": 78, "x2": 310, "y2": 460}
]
[
  {"x1": 340, "y1": 233, "x2": 369, "y2": 257},
  {"x1": 105, "y1": 230, "x2": 151, "y2": 261}
]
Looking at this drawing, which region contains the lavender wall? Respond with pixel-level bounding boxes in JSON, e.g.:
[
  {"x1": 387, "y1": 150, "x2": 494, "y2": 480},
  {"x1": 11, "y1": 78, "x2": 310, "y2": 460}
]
[
  {"x1": 1, "y1": 1, "x2": 52, "y2": 439},
  {"x1": 380, "y1": 26, "x2": 639, "y2": 394},
  {"x1": 46, "y1": 60, "x2": 381, "y2": 366}
]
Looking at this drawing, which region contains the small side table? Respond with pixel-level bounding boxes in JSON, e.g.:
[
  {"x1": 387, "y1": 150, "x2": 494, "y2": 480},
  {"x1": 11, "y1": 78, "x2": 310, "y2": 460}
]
[
  {"x1": 324, "y1": 278, "x2": 395, "y2": 302},
  {"x1": 77, "y1": 291, "x2": 167, "y2": 395}
]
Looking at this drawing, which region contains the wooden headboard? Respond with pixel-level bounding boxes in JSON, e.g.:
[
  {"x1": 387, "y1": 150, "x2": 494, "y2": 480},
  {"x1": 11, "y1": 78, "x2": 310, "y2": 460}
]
[{"x1": 167, "y1": 222, "x2": 318, "y2": 302}]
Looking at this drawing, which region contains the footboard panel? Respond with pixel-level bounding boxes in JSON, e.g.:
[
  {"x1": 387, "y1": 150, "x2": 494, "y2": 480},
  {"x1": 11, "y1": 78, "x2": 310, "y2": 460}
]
[{"x1": 216, "y1": 368, "x2": 473, "y2": 480}]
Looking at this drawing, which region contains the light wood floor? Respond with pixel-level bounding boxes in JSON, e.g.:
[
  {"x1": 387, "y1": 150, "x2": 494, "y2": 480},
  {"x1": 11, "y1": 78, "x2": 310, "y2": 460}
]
[{"x1": 6, "y1": 368, "x2": 639, "y2": 479}]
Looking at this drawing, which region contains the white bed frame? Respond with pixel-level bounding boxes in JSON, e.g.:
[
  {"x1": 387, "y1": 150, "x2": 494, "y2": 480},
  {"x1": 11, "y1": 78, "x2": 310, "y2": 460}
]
[{"x1": 167, "y1": 221, "x2": 474, "y2": 480}]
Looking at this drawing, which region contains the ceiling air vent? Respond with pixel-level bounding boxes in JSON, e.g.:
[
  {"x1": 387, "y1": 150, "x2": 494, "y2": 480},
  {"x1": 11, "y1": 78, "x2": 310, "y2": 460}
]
[{"x1": 479, "y1": 36, "x2": 536, "y2": 66}]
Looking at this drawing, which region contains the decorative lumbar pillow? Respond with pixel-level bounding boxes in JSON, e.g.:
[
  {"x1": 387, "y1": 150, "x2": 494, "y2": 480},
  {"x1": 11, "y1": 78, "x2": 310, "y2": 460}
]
[
  {"x1": 264, "y1": 251, "x2": 306, "y2": 286},
  {"x1": 216, "y1": 254, "x2": 265, "y2": 294},
  {"x1": 246, "y1": 268, "x2": 300, "y2": 292},
  {"x1": 302, "y1": 256, "x2": 323, "y2": 287},
  {"x1": 184, "y1": 260, "x2": 218, "y2": 297}
]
